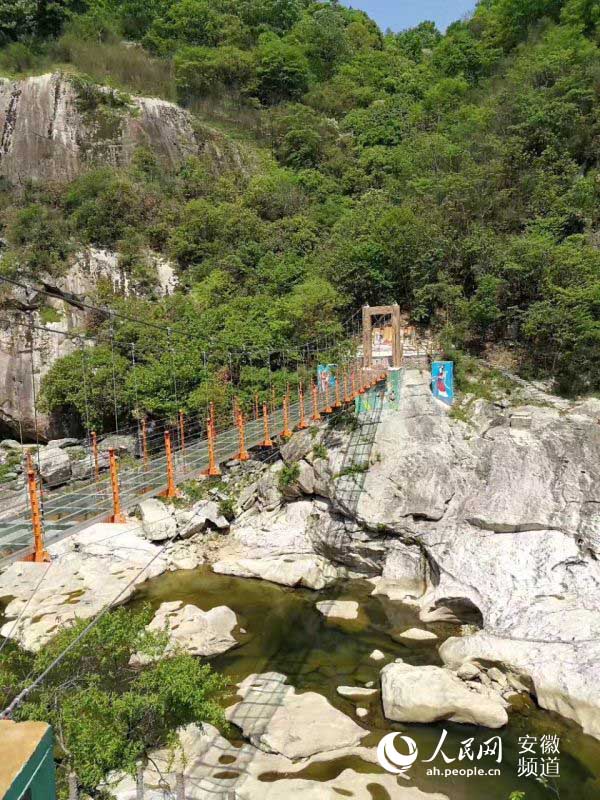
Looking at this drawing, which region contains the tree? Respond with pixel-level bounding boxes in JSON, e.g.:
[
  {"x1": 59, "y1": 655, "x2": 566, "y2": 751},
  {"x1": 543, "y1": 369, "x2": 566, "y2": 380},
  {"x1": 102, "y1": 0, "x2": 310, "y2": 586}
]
[
  {"x1": 0, "y1": 0, "x2": 87, "y2": 42},
  {"x1": 0, "y1": 0, "x2": 36, "y2": 43},
  {"x1": 291, "y1": 5, "x2": 350, "y2": 80},
  {"x1": 244, "y1": 167, "x2": 306, "y2": 220},
  {"x1": 65, "y1": 168, "x2": 148, "y2": 247},
  {"x1": 143, "y1": 0, "x2": 223, "y2": 54},
  {"x1": 174, "y1": 44, "x2": 254, "y2": 100},
  {"x1": 6, "y1": 204, "x2": 72, "y2": 279},
  {"x1": 253, "y1": 33, "x2": 311, "y2": 104},
  {"x1": 0, "y1": 606, "x2": 227, "y2": 797},
  {"x1": 39, "y1": 345, "x2": 131, "y2": 433},
  {"x1": 393, "y1": 20, "x2": 441, "y2": 62}
]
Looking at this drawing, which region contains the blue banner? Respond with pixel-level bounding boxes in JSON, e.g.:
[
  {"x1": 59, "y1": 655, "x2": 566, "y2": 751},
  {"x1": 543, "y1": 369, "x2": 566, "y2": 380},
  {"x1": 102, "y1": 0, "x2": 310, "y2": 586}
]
[
  {"x1": 317, "y1": 364, "x2": 336, "y2": 393},
  {"x1": 431, "y1": 361, "x2": 454, "y2": 405}
]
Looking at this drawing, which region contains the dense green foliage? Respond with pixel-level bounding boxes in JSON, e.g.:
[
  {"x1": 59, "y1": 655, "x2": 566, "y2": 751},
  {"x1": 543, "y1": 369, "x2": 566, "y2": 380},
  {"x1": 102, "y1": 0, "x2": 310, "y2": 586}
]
[
  {"x1": 0, "y1": 0, "x2": 599, "y2": 432},
  {"x1": 0, "y1": 606, "x2": 227, "y2": 797}
]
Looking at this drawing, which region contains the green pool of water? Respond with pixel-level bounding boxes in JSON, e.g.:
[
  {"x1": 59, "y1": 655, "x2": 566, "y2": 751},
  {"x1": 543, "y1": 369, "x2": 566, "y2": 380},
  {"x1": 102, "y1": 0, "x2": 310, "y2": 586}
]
[{"x1": 132, "y1": 567, "x2": 600, "y2": 800}]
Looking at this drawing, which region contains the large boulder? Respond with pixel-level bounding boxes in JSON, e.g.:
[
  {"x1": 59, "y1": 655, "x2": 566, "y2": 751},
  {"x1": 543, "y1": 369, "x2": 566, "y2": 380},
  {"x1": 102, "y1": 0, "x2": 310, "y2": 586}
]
[
  {"x1": 256, "y1": 462, "x2": 284, "y2": 511},
  {"x1": 134, "y1": 601, "x2": 237, "y2": 661},
  {"x1": 306, "y1": 503, "x2": 386, "y2": 575},
  {"x1": 280, "y1": 429, "x2": 314, "y2": 464},
  {"x1": 378, "y1": 544, "x2": 427, "y2": 598},
  {"x1": 440, "y1": 632, "x2": 600, "y2": 740},
  {"x1": 316, "y1": 600, "x2": 359, "y2": 619},
  {"x1": 47, "y1": 438, "x2": 80, "y2": 449},
  {"x1": 98, "y1": 434, "x2": 136, "y2": 457},
  {"x1": 227, "y1": 673, "x2": 367, "y2": 759},
  {"x1": 380, "y1": 662, "x2": 508, "y2": 728},
  {"x1": 106, "y1": 722, "x2": 446, "y2": 800},
  {"x1": 38, "y1": 445, "x2": 71, "y2": 487},
  {"x1": 69, "y1": 451, "x2": 95, "y2": 481},
  {"x1": 214, "y1": 500, "x2": 346, "y2": 589},
  {"x1": 297, "y1": 369, "x2": 600, "y2": 738},
  {"x1": 213, "y1": 554, "x2": 343, "y2": 590},
  {"x1": 176, "y1": 499, "x2": 229, "y2": 538},
  {"x1": 0, "y1": 522, "x2": 169, "y2": 650},
  {"x1": 138, "y1": 498, "x2": 177, "y2": 542}
]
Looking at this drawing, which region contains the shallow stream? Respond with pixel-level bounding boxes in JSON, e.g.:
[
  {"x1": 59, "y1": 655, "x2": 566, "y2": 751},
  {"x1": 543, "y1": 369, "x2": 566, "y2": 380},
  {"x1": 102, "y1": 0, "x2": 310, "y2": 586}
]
[{"x1": 132, "y1": 567, "x2": 600, "y2": 799}]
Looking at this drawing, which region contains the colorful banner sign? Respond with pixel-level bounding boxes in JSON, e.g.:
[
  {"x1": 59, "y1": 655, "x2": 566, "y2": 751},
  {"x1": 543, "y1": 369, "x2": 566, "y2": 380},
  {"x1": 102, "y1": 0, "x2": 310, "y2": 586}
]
[
  {"x1": 431, "y1": 361, "x2": 454, "y2": 405},
  {"x1": 355, "y1": 369, "x2": 402, "y2": 413},
  {"x1": 317, "y1": 364, "x2": 336, "y2": 393}
]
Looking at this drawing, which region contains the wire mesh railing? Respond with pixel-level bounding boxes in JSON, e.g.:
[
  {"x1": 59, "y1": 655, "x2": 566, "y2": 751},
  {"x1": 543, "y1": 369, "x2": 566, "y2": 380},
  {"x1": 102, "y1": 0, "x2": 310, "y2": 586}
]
[{"x1": 0, "y1": 367, "x2": 388, "y2": 565}]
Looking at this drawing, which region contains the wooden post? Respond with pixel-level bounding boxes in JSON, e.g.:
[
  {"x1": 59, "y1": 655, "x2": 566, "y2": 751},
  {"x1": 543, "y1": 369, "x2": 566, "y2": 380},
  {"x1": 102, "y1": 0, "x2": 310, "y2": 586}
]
[
  {"x1": 262, "y1": 402, "x2": 273, "y2": 447},
  {"x1": 23, "y1": 453, "x2": 49, "y2": 563},
  {"x1": 311, "y1": 381, "x2": 321, "y2": 421},
  {"x1": 235, "y1": 408, "x2": 250, "y2": 461},
  {"x1": 141, "y1": 419, "x2": 148, "y2": 469},
  {"x1": 91, "y1": 430, "x2": 99, "y2": 481},
  {"x1": 298, "y1": 383, "x2": 308, "y2": 429},
  {"x1": 281, "y1": 393, "x2": 292, "y2": 438},
  {"x1": 162, "y1": 430, "x2": 178, "y2": 499},
  {"x1": 108, "y1": 448, "x2": 125, "y2": 523},
  {"x1": 204, "y1": 404, "x2": 222, "y2": 477},
  {"x1": 271, "y1": 386, "x2": 276, "y2": 415}
]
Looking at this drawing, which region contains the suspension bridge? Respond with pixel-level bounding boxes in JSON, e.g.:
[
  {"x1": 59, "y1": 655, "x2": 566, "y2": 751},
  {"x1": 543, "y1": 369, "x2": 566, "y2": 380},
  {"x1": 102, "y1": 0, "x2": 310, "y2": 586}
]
[{"x1": 0, "y1": 282, "x2": 436, "y2": 566}]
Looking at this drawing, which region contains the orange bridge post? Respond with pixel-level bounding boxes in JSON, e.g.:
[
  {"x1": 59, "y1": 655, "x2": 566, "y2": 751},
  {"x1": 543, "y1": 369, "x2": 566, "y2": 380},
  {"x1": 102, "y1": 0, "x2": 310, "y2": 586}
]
[
  {"x1": 108, "y1": 448, "x2": 126, "y2": 523},
  {"x1": 161, "y1": 430, "x2": 178, "y2": 499},
  {"x1": 343, "y1": 371, "x2": 351, "y2": 404},
  {"x1": 281, "y1": 392, "x2": 292, "y2": 438},
  {"x1": 204, "y1": 403, "x2": 222, "y2": 477},
  {"x1": 333, "y1": 374, "x2": 342, "y2": 408},
  {"x1": 91, "y1": 431, "x2": 99, "y2": 481},
  {"x1": 235, "y1": 407, "x2": 250, "y2": 462},
  {"x1": 323, "y1": 382, "x2": 333, "y2": 414},
  {"x1": 311, "y1": 381, "x2": 321, "y2": 422},
  {"x1": 298, "y1": 383, "x2": 308, "y2": 429},
  {"x1": 262, "y1": 402, "x2": 273, "y2": 447},
  {"x1": 23, "y1": 453, "x2": 49, "y2": 563}
]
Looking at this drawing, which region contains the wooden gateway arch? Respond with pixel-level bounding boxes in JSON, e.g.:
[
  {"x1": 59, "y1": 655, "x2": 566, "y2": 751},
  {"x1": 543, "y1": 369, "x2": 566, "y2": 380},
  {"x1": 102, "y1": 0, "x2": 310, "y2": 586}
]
[{"x1": 362, "y1": 304, "x2": 404, "y2": 370}]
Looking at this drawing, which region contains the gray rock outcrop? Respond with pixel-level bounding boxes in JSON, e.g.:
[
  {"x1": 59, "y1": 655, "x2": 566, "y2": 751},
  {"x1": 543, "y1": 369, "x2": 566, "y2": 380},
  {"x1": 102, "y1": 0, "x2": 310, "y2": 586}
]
[
  {"x1": 133, "y1": 600, "x2": 238, "y2": 662},
  {"x1": 106, "y1": 721, "x2": 448, "y2": 800},
  {"x1": 316, "y1": 600, "x2": 359, "y2": 619},
  {"x1": 0, "y1": 521, "x2": 170, "y2": 650},
  {"x1": 138, "y1": 498, "x2": 177, "y2": 542},
  {"x1": 38, "y1": 445, "x2": 72, "y2": 487},
  {"x1": 0, "y1": 73, "x2": 255, "y2": 185},
  {"x1": 227, "y1": 673, "x2": 367, "y2": 759},
  {"x1": 230, "y1": 368, "x2": 600, "y2": 738},
  {"x1": 381, "y1": 662, "x2": 508, "y2": 728}
]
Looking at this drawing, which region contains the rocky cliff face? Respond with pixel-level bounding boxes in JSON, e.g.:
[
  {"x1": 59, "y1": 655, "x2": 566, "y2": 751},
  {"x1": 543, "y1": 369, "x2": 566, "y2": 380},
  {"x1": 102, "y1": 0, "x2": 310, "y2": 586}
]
[
  {"x1": 0, "y1": 247, "x2": 177, "y2": 440},
  {"x1": 0, "y1": 73, "x2": 261, "y2": 439},
  {"x1": 213, "y1": 371, "x2": 600, "y2": 740},
  {"x1": 0, "y1": 73, "x2": 255, "y2": 184}
]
